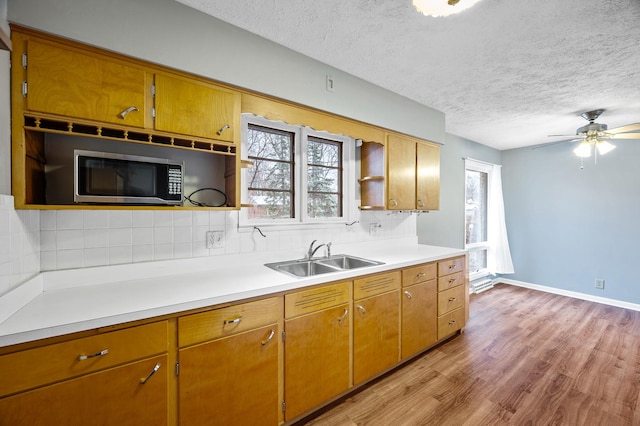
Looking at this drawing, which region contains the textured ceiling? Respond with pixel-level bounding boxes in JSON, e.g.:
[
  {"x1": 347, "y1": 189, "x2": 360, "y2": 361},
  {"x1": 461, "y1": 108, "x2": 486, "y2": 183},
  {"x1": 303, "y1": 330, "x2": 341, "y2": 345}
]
[{"x1": 176, "y1": 0, "x2": 640, "y2": 150}]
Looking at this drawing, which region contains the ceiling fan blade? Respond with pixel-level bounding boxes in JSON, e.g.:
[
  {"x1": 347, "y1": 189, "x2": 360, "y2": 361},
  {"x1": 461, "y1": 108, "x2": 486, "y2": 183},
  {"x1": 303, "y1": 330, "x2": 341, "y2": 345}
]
[
  {"x1": 610, "y1": 133, "x2": 640, "y2": 139},
  {"x1": 547, "y1": 134, "x2": 577, "y2": 138},
  {"x1": 608, "y1": 123, "x2": 640, "y2": 134}
]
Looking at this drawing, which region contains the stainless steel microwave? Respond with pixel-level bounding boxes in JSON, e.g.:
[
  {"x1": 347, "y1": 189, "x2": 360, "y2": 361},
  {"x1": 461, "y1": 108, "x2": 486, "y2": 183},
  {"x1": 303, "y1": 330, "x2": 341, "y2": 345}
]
[{"x1": 74, "y1": 150, "x2": 184, "y2": 205}]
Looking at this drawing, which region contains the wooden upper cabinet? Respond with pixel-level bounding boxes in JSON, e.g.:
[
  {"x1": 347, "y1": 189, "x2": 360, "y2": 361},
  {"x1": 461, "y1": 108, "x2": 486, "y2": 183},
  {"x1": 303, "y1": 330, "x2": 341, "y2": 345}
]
[
  {"x1": 385, "y1": 133, "x2": 440, "y2": 211},
  {"x1": 25, "y1": 39, "x2": 147, "y2": 127},
  {"x1": 386, "y1": 133, "x2": 416, "y2": 210},
  {"x1": 416, "y1": 142, "x2": 440, "y2": 210},
  {"x1": 154, "y1": 73, "x2": 240, "y2": 142}
]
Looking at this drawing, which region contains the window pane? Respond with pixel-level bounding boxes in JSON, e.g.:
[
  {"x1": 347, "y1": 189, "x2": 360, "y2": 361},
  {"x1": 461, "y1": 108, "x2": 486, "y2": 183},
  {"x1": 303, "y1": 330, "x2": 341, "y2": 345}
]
[
  {"x1": 307, "y1": 167, "x2": 338, "y2": 192},
  {"x1": 250, "y1": 159, "x2": 292, "y2": 190},
  {"x1": 308, "y1": 193, "x2": 339, "y2": 218},
  {"x1": 308, "y1": 138, "x2": 339, "y2": 166},
  {"x1": 247, "y1": 125, "x2": 295, "y2": 220},
  {"x1": 247, "y1": 190, "x2": 292, "y2": 219},
  {"x1": 465, "y1": 170, "x2": 488, "y2": 245},
  {"x1": 468, "y1": 249, "x2": 487, "y2": 273},
  {"x1": 247, "y1": 126, "x2": 292, "y2": 161},
  {"x1": 307, "y1": 137, "x2": 342, "y2": 218}
]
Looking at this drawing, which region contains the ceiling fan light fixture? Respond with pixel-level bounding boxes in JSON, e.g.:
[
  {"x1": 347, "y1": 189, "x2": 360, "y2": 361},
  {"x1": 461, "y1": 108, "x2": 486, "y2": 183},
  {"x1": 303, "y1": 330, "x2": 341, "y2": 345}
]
[
  {"x1": 412, "y1": 0, "x2": 484, "y2": 17},
  {"x1": 573, "y1": 141, "x2": 592, "y2": 158},
  {"x1": 596, "y1": 139, "x2": 616, "y2": 155}
]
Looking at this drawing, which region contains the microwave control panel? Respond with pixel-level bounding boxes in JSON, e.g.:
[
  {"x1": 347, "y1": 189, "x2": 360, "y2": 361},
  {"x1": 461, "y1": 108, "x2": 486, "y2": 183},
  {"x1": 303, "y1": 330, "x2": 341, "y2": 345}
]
[{"x1": 168, "y1": 165, "x2": 183, "y2": 196}]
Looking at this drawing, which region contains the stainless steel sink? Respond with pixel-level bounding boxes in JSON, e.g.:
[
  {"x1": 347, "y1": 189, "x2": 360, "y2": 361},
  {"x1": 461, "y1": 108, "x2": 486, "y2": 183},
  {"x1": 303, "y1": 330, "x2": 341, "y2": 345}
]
[
  {"x1": 315, "y1": 255, "x2": 384, "y2": 270},
  {"x1": 265, "y1": 255, "x2": 384, "y2": 278}
]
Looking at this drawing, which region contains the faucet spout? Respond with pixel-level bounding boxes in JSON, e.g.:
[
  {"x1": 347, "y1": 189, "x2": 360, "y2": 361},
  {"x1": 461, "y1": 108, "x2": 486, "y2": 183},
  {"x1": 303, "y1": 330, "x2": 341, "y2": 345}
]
[{"x1": 307, "y1": 240, "x2": 332, "y2": 260}]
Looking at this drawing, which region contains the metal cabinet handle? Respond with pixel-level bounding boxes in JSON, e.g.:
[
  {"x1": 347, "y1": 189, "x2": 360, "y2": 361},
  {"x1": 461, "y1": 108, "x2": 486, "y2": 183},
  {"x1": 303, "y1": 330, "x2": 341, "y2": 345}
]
[
  {"x1": 119, "y1": 106, "x2": 139, "y2": 119},
  {"x1": 140, "y1": 363, "x2": 161, "y2": 384},
  {"x1": 448, "y1": 320, "x2": 457, "y2": 326},
  {"x1": 356, "y1": 305, "x2": 367, "y2": 315},
  {"x1": 78, "y1": 349, "x2": 109, "y2": 361},
  {"x1": 217, "y1": 124, "x2": 230, "y2": 135},
  {"x1": 337, "y1": 308, "x2": 348, "y2": 324},
  {"x1": 416, "y1": 272, "x2": 425, "y2": 279},
  {"x1": 404, "y1": 290, "x2": 413, "y2": 299},
  {"x1": 261, "y1": 329, "x2": 275, "y2": 346},
  {"x1": 417, "y1": 199, "x2": 425, "y2": 208},
  {"x1": 449, "y1": 278, "x2": 456, "y2": 284},
  {"x1": 448, "y1": 264, "x2": 457, "y2": 270},
  {"x1": 223, "y1": 316, "x2": 243, "y2": 325},
  {"x1": 389, "y1": 198, "x2": 398, "y2": 208},
  {"x1": 448, "y1": 297, "x2": 457, "y2": 303}
]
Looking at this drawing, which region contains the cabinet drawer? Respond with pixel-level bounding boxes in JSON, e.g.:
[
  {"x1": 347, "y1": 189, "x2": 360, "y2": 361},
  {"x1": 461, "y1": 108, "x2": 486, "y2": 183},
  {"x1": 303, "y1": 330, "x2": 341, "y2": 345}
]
[
  {"x1": 437, "y1": 256, "x2": 465, "y2": 277},
  {"x1": 285, "y1": 281, "x2": 351, "y2": 319},
  {"x1": 437, "y1": 271, "x2": 465, "y2": 292},
  {"x1": 437, "y1": 285, "x2": 465, "y2": 316},
  {"x1": 353, "y1": 271, "x2": 401, "y2": 300},
  {"x1": 0, "y1": 321, "x2": 167, "y2": 398},
  {"x1": 438, "y1": 307, "x2": 465, "y2": 339},
  {"x1": 401, "y1": 263, "x2": 436, "y2": 287},
  {"x1": 178, "y1": 297, "x2": 281, "y2": 347}
]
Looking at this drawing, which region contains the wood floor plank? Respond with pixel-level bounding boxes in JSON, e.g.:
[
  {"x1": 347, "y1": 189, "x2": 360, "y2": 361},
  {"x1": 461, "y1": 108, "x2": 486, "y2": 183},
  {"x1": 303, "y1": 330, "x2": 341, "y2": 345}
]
[{"x1": 297, "y1": 284, "x2": 640, "y2": 426}]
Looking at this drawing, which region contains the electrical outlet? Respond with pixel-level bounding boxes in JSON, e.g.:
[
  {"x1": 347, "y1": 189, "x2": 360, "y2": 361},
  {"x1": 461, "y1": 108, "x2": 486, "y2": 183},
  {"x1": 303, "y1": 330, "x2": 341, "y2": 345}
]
[
  {"x1": 595, "y1": 278, "x2": 605, "y2": 289},
  {"x1": 206, "y1": 231, "x2": 225, "y2": 249}
]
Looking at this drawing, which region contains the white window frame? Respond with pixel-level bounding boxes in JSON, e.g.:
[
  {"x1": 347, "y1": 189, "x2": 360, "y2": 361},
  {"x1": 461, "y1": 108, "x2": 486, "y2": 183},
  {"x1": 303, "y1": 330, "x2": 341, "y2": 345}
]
[
  {"x1": 465, "y1": 160, "x2": 493, "y2": 281},
  {"x1": 240, "y1": 114, "x2": 355, "y2": 228}
]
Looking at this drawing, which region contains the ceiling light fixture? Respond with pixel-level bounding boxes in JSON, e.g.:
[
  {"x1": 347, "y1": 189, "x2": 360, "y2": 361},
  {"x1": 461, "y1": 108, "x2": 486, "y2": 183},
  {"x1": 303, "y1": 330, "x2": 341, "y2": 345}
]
[
  {"x1": 412, "y1": 0, "x2": 484, "y2": 17},
  {"x1": 573, "y1": 135, "x2": 616, "y2": 158}
]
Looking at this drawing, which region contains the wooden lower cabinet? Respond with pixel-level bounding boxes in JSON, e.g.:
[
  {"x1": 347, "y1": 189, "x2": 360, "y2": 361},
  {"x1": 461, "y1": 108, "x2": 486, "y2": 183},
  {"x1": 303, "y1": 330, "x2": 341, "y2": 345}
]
[
  {"x1": 284, "y1": 303, "x2": 350, "y2": 420},
  {"x1": 178, "y1": 324, "x2": 279, "y2": 425},
  {"x1": 353, "y1": 290, "x2": 400, "y2": 385},
  {"x1": 0, "y1": 354, "x2": 167, "y2": 426},
  {"x1": 401, "y1": 280, "x2": 437, "y2": 360}
]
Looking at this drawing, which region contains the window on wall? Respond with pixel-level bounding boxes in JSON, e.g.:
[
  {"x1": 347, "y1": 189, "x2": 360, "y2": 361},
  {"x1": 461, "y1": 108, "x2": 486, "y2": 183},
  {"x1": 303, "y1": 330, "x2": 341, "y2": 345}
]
[
  {"x1": 241, "y1": 114, "x2": 353, "y2": 226},
  {"x1": 465, "y1": 162, "x2": 491, "y2": 278}
]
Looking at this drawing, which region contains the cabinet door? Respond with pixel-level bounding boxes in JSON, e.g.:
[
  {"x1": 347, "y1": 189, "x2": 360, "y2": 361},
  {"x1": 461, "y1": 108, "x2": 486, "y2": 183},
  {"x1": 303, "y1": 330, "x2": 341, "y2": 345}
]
[
  {"x1": 26, "y1": 40, "x2": 146, "y2": 127},
  {"x1": 386, "y1": 134, "x2": 416, "y2": 210},
  {"x1": 285, "y1": 304, "x2": 350, "y2": 420},
  {"x1": 353, "y1": 290, "x2": 400, "y2": 385},
  {"x1": 154, "y1": 73, "x2": 239, "y2": 142},
  {"x1": 401, "y1": 280, "x2": 437, "y2": 359},
  {"x1": 0, "y1": 355, "x2": 167, "y2": 426},
  {"x1": 178, "y1": 324, "x2": 279, "y2": 426},
  {"x1": 416, "y1": 142, "x2": 440, "y2": 210}
]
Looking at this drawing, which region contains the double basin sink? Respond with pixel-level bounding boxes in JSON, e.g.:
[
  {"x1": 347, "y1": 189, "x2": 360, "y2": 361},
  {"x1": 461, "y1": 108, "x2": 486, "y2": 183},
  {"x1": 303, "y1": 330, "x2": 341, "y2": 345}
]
[{"x1": 265, "y1": 255, "x2": 384, "y2": 278}]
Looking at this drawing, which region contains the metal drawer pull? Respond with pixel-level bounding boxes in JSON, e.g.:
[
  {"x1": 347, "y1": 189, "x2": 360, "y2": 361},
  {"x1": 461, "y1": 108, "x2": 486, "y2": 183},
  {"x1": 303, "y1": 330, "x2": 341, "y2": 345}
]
[
  {"x1": 449, "y1": 297, "x2": 457, "y2": 302},
  {"x1": 261, "y1": 329, "x2": 275, "y2": 346},
  {"x1": 404, "y1": 290, "x2": 413, "y2": 299},
  {"x1": 449, "y1": 278, "x2": 456, "y2": 283},
  {"x1": 78, "y1": 349, "x2": 109, "y2": 361},
  {"x1": 217, "y1": 124, "x2": 230, "y2": 135},
  {"x1": 223, "y1": 316, "x2": 243, "y2": 325},
  {"x1": 140, "y1": 363, "x2": 161, "y2": 384},
  {"x1": 119, "y1": 106, "x2": 138, "y2": 119},
  {"x1": 448, "y1": 320, "x2": 457, "y2": 326},
  {"x1": 356, "y1": 305, "x2": 367, "y2": 315},
  {"x1": 448, "y1": 264, "x2": 457, "y2": 270},
  {"x1": 417, "y1": 199, "x2": 425, "y2": 208},
  {"x1": 337, "y1": 308, "x2": 348, "y2": 324},
  {"x1": 416, "y1": 272, "x2": 425, "y2": 279}
]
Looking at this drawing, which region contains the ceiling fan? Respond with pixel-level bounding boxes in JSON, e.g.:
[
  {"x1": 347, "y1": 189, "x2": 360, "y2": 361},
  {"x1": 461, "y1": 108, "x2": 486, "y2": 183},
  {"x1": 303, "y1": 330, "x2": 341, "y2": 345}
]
[{"x1": 548, "y1": 109, "x2": 640, "y2": 158}]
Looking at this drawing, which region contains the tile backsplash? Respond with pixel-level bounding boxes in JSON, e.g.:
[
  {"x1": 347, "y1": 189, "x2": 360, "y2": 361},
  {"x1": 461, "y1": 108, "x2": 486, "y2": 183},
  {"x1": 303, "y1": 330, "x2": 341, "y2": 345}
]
[
  {"x1": 0, "y1": 192, "x2": 419, "y2": 292},
  {"x1": 39, "y1": 209, "x2": 418, "y2": 272},
  {"x1": 0, "y1": 195, "x2": 40, "y2": 296}
]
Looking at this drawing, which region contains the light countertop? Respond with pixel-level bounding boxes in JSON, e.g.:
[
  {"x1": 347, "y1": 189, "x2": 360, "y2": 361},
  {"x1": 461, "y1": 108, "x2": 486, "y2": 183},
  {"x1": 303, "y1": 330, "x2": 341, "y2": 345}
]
[{"x1": 0, "y1": 238, "x2": 465, "y2": 348}]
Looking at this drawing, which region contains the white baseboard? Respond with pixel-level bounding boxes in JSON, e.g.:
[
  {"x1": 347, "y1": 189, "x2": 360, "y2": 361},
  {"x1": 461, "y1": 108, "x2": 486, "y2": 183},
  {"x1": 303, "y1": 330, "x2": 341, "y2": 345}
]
[{"x1": 499, "y1": 278, "x2": 640, "y2": 312}]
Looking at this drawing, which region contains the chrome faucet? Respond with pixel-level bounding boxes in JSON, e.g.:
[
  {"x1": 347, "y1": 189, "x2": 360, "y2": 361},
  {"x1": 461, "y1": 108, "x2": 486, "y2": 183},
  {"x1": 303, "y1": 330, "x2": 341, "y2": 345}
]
[{"x1": 307, "y1": 240, "x2": 332, "y2": 260}]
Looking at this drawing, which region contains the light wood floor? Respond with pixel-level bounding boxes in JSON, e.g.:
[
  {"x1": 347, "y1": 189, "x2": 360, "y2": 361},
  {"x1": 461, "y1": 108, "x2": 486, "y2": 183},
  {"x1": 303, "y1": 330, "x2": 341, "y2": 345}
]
[{"x1": 300, "y1": 284, "x2": 640, "y2": 425}]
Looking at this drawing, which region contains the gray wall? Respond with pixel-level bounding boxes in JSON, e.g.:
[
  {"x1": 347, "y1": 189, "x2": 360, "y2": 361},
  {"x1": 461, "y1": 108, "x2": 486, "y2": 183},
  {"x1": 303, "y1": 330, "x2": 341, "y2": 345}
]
[
  {"x1": 418, "y1": 133, "x2": 502, "y2": 249},
  {"x1": 502, "y1": 139, "x2": 640, "y2": 304},
  {"x1": 7, "y1": 0, "x2": 444, "y2": 144}
]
